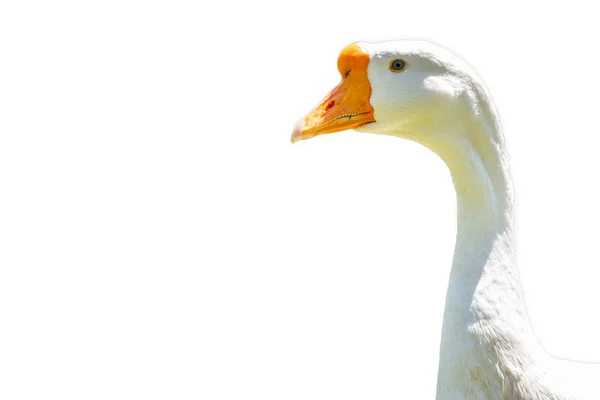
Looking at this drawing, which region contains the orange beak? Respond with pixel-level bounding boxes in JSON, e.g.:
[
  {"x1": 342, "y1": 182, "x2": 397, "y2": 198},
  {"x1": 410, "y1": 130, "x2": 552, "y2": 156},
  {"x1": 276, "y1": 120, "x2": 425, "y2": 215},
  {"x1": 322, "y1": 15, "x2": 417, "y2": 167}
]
[{"x1": 291, "y1": 43, "x2": 375, "y2": 143}]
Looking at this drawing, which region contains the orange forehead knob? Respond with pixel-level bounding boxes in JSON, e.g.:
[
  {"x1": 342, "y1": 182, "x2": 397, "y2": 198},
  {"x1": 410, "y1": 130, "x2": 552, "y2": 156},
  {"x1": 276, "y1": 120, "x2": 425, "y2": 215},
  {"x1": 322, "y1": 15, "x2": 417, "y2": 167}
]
[{"x1": 337, "y1": 43, "x2": 370, "y2": 77}]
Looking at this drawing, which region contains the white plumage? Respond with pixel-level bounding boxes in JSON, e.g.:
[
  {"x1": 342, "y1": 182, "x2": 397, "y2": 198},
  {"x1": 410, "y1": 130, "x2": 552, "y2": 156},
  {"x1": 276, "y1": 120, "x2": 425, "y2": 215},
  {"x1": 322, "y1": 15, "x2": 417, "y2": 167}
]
[{"x1": 293, "y1": 41, "x2": 600, "y2": 399}]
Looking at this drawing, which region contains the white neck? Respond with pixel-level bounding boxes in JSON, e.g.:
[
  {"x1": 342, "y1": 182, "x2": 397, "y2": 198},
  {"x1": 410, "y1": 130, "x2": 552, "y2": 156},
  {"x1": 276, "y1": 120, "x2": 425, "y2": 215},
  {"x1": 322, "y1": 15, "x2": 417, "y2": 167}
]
[{"x1": 411, "y1": 102, "x2": 545, "y2": 397}]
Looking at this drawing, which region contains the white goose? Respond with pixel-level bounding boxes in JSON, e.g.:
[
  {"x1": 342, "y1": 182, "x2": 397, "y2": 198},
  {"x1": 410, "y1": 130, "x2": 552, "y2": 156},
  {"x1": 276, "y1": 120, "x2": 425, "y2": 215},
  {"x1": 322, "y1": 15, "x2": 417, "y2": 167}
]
[{"x1": 291, "y1": 41, "x2": 600, "y2": 400}]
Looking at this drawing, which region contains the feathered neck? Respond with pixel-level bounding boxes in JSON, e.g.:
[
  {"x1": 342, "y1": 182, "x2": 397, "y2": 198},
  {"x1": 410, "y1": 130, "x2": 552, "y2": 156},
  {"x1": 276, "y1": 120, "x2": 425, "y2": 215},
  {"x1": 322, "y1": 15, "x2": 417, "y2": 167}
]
[{"x1": 410, "y1": 95, "x2": 545, "y2": 397}]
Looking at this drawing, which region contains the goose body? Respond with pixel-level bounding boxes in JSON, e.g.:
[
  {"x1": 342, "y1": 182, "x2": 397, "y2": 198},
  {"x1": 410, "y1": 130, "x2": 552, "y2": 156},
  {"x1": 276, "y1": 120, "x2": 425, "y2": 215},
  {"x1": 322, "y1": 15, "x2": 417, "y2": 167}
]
[{"x1": 291, "y1": 41, "x2": 600, "y2": 399}]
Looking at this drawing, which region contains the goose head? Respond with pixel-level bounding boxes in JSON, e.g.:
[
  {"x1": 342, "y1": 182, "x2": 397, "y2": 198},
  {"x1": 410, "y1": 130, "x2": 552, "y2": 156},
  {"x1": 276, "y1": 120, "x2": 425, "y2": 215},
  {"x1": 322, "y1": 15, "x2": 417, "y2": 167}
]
[{"x1": 291, "y1": 41, "x2": 483, "y2": 146}]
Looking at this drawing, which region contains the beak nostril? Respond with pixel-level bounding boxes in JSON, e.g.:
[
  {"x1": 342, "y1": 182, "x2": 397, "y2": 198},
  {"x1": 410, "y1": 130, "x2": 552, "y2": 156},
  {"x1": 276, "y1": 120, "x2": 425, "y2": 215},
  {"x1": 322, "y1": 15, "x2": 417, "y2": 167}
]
[{"x1": 325, "y1": 100, "x2": 335, "y2": 111}]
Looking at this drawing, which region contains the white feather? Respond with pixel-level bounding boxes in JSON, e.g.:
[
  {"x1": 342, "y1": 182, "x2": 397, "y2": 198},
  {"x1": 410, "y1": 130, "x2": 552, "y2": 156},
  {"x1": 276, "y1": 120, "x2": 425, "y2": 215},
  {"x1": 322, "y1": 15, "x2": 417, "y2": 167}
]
[{"x1": 355, "y1": 41, "x2": 600, "y2": 399}]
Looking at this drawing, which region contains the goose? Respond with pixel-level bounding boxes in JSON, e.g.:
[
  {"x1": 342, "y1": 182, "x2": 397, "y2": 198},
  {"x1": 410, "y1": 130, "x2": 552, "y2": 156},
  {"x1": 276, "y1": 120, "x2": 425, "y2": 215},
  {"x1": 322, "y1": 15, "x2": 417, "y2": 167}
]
[{"x1": 291, "y1": 41, "x2": 600, "y2": 399}]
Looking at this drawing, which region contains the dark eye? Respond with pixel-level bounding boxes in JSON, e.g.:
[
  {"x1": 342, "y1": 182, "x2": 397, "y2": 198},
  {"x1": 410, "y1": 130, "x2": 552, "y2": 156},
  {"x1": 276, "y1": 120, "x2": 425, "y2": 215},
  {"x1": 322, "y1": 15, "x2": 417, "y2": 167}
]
[{"x1": 389, "y1": 59, "x2": 406, "y2": 72}]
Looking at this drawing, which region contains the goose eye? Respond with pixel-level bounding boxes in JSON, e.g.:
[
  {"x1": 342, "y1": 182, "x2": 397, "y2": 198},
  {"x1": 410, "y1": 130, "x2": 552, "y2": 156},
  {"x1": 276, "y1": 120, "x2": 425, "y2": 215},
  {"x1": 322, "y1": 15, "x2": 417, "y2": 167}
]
[{"x1": 389, "y1": 59, "x2": 406, "y2": 72}]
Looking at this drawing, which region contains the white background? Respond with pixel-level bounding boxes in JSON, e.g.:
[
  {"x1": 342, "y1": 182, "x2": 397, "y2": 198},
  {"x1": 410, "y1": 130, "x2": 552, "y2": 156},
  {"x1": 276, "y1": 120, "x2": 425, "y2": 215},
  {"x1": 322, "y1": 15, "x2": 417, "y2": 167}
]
[{"x1": 1, "y1": 1, "x2": 599, "y2": 399}]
